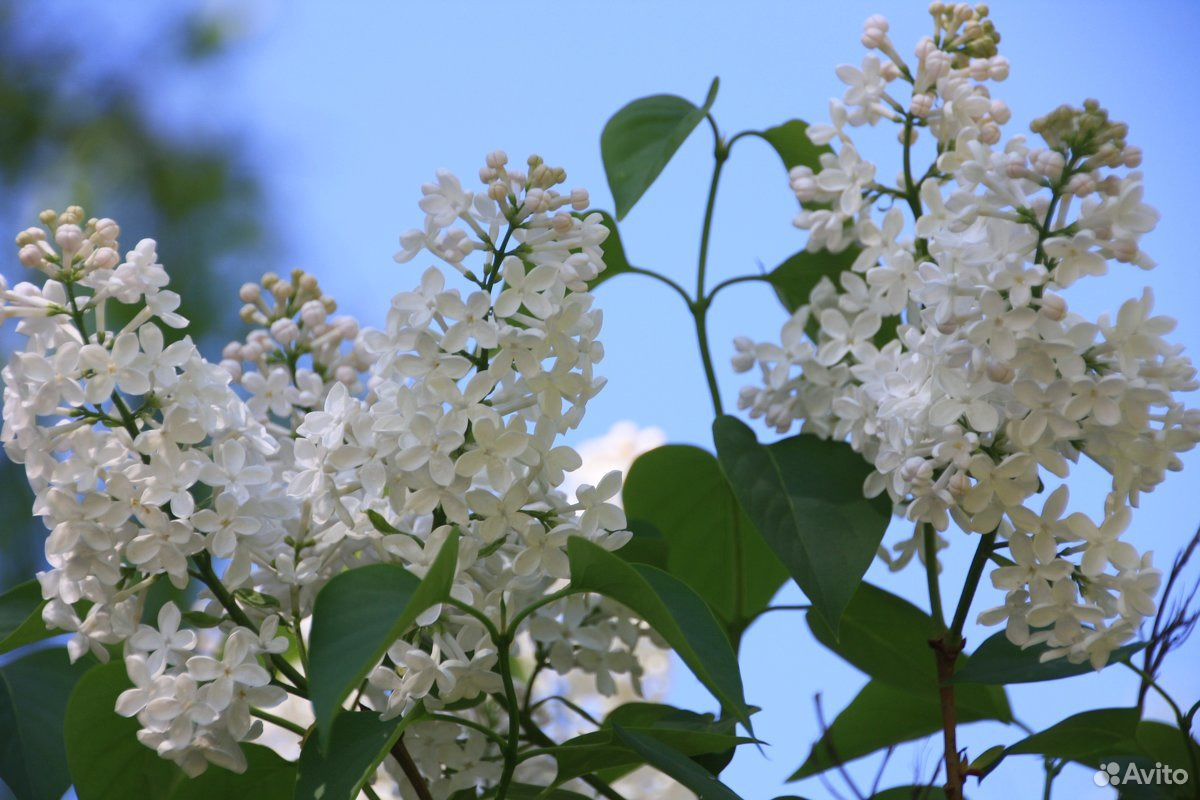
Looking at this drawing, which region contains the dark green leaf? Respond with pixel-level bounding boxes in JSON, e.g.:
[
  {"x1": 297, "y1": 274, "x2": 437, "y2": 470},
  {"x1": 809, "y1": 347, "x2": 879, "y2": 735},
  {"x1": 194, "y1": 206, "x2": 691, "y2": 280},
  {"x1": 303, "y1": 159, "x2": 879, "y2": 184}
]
[
  {"x1": 0, "y1": 648, "x2": 94, "y2": 800},
  {"x1": 296, "y1": 708, "x2": 425, "y2": 800},
  {"x1": 967, "y1": 744, "x2": 1006, "y2": 780},
  {"x1": 567, "y1": 537, "x2": 752, "y2": 729},
  {"x1": 0, "y1": 580, "x2": 52, "y2": 656},
  {"x1": 551, "y1": 724, "x2": 747, "y2": 785},
  {"x1": 66, "y1": 661, "x2": 182, "y2": 800},
  {"x1": 603, "y1": 702, "x2": 725, "y2": 733},
  {"x1": 790, "y1": 679, "x2": 1007, "y2": 780},
  {"x1": 611, "y1": 725, "x2": 745, "y2": 799},
  {"x1": 806, "y1": 583, "x2": 940, "y2": 693},
  {"x1": 712, "y1": 417, "x2": 891, "y2": 633},
  {"x1": 623, "y1": 445, "x2": 788, "y2": 631},
  {"x1": 309, "y1": 531, "x2": 460, "y2": 744},
  {"x1": 366, "y1": 509, "x2": 402, "y2": 534},
  {"x1": 615, "y1": 520, "x2": 670, "y2": 570},
  {"x1": 491, "y1": 785, "x2": 591, "y2": 800},
  {"x1": 806, "y1": 584, "x2": 1011, "y2": 720},
  {"x1": 1007, "y1": 708, "x2": 1142, "y2": 762},
  {"x1": 758, "y1": 120, "x2": 830, "y2": 173},
  {"x1": 168, "y1": 745, "x2": 295, "y2": 800},
  {"x1": 767, "y1": 248, "x2": 859, "y2": 315},
  {"x1": 952, "y1": 632, "x2": 1145, "y2": 685},
  {"x1": 583, "y1": 210, "x2": 632, "y2": 290},
  {"x1": 601, "y1": 79, "x2": 718, "y2": 219}
]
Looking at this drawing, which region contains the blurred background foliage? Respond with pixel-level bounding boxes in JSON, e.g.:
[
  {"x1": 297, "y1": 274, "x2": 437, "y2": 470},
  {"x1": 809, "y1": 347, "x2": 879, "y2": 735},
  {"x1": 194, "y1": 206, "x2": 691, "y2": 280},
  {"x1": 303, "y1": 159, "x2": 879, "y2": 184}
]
[{"x1": 0, "y1": 0, "x2": 269, "y2": 593}]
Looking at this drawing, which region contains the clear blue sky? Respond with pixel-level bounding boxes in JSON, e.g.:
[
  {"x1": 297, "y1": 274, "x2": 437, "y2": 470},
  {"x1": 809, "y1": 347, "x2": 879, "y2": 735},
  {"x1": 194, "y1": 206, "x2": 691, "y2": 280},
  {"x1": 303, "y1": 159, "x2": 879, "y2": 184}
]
[{"x1": 74, "y1": 1, "x2": 1200, "y2": 797}]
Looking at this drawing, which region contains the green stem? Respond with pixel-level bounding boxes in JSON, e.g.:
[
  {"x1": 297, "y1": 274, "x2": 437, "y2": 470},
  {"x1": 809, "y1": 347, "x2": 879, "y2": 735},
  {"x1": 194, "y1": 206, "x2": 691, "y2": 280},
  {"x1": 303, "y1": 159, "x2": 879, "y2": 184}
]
[
  {"x1": 922, "y1": 523, "x2": 946, "y2": 631},
  {"x1": 625, "y1": 265, "x2": 692, "y2": 307},
  {"x1": 706, "y1": 273, "x2": 770, "y2": 302},
  {"x1": 504, "y1": 587, "x2": 574, "y2": 637},
  {"x1": 517, "y1": 714, "x2": 630, "y2": 800},
  {"x1": 192, "y1": 555, "x2": 308, "y2": 692},
  {"x1": 949, "y1": 531, "x2": 997, "y2": 641},
  {"x1": 494, "y1": 632, "x2": 522, "y2": 800},
  {"x1": 250, "y1": 707, "x2": 307, "y2": 736},
  {"x1": 691, "y1": 115, "x2": 730, "y2": 418}
]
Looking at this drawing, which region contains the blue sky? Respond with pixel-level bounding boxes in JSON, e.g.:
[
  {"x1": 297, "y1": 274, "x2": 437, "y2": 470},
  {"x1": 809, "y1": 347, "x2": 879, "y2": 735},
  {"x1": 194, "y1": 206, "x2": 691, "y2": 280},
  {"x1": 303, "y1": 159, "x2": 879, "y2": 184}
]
[{"x1": 61, "y1": 1, "x2": 1200, "y2": 797}]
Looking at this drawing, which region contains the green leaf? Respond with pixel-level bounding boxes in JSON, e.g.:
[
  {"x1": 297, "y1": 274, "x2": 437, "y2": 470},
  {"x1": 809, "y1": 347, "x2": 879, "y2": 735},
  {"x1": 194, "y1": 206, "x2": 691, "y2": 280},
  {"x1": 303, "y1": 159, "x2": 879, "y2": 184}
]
[
  {"x1": 615, "y1": 520, "x2": 671, "y2": 570},
  {"x1": 0, "y1": 648, "x2": 94, "y2": 800},
  {"x1": 1007, "y1": 708, "x2": 1142, "y2": 762},
  {"x1": 168, "y1": 745, "x2": 295, "y2": 800},
  {"x1": 623, "y1": 445, "x2": 788, "y2": 631},
  {"x1": 757, "y1": 120, "x2": 830, "y2": 173},
  {"x1": 65, "y1": 661, "x2": 182, "y2": 800},
  {"x1": 790, "y1": 679, "x2": 1006, "y2": 780},
  {"x1": 806, "y1": 583, "x2": 940, "y2": 693},
  {"x1": 806, "y1": 583, "x2": 1011, "y2": 718},
  {"x1": 767, "y1": 248, "x2": 859, "y2": 315},
  {"x1": 611, "y1": 725, "x2": 745, "y2": 799},
  {"x1": 583, "y1": 210, "x2": 633, "y2": 290},
  {"x1": 0, "y1": 580, "x2": 52, "y2": 656},
  {"x1": 952, "y1": 632, "x2": 1145, "y2": 684},
  {"x1": 308, "y1": 531, "x2": 460, "y2": 745},
  {"x1": 967, "y1": 743, "x2": 1007, "y2": 780},
  {"x1": 490, "y1": 785, "x2": 592, "y2": 800},
  {"x1": 566, "y1": 537, "x2": 752, "y2": 730},
  {"x1": 601, "y1": 78, "x2": 718, "y2": 219},
  {"x1": 296, "y1": 708, "x2": 425, "y2": 800},
  {"x1": 551, "y1": 724, "x2": 748, "y2": 785},
  {"x1": 366, "y1": 509, "x2": 402, "y2": 534},
  {"x1": 712, "y1": 417, "x2": 891, "y2": 633}
]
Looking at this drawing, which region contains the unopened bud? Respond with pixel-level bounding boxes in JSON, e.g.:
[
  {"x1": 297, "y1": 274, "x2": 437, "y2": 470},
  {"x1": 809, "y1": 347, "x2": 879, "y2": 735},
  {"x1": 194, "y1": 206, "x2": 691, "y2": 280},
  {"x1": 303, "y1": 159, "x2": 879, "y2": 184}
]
[
  {"x1": 18, "y1": 244, "x2": 44, "y2": 268},
  {"x1": 1039, "y1": 292, "x2": 1068, "y2": 321},
  {"x1": 270, "y1": 318, "x2": 300, "y2": 345},
  {"x1": 570, "y1": 188, "x2": 589, "y2": 211},
  {"x1": 55, "y1": 224, "x2": 84, "y2": 255},
  {"x1": 239, "y1": 283, "x2": 262, "y2": 303}
]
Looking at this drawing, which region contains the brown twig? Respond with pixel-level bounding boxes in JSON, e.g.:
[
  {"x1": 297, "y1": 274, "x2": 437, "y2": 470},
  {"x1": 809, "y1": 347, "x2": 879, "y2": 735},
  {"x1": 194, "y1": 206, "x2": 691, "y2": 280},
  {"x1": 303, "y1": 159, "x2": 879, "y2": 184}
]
[
  {"x1": 390, "y1": 736, "x2": 433, "y2": 800},
  {"x1": 929, "y1": 637, "x2": 968, "y2": 800}
]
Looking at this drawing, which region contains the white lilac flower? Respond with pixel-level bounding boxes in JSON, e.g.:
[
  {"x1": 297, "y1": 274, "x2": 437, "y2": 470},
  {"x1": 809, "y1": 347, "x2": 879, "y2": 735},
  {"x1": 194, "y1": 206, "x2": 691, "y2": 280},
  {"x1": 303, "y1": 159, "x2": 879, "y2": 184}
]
[{"x1": 733, "y1": 12, "x2": 1200, "y2": 669}]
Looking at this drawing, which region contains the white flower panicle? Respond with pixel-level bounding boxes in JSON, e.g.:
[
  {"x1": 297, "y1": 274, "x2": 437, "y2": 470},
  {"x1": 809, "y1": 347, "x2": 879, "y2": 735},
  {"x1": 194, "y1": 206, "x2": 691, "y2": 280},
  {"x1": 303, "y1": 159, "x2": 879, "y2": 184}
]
[
  {"x1": 0, "y1": 155, "x2": 651, "y2": 793},
  {"x1": 734, "y1": 7, "x2": 1200, "y2": 669}
]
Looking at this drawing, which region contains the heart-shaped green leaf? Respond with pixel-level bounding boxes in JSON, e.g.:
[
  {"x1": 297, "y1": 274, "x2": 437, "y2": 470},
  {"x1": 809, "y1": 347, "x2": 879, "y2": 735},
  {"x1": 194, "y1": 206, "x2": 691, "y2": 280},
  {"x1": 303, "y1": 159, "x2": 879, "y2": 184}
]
[
  {"x1": 601, "y1": 78, "x2": 718, "y2": 219},
  {"x1": 713, "y1": 417, "x2": 891, "y2": 633}
]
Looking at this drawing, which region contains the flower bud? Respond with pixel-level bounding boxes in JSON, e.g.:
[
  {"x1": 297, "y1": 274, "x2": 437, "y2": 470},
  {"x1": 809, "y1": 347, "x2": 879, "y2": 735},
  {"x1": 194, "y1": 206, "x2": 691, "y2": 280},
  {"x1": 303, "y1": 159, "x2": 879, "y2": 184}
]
[
  {"x1": 571, "y1": 188, "x2": 590, "y2": 211},
  {"x1": 1122, "y1": 145, "x2": 1143, "y2": 168},
  {"x1": 948, "y1": 471, "x2": 972, "y2": 497},
  {"x1": 989, "y1": 99, "x2": 1011, "y2": 125},
  {"x1": 219, "y1": 359, "x2": 243, "y2": 381},
  {"x1": 910, "y1": 93, "x2": 934, "y2": 118},
  {"x1": 55, "y1": 224, "x2": 84, "y2": 255},
  {"x1": 300, "y1": 299, "x2": 327, "y2": 328},
  {"x1": 18, "y1": 244, "x2": 44, "y2": 268},
  {"x1": 1039, "y1": 292, "x2": 1068, "y2": 321},
  {"x1": 239, "y1": 283, "x2": 262, "y2": 303},
  {"x1": 270, "y1": 318, "x2": 300, "y2": 345},
  {"x1": 486, "y1": 150, "x2": 508, "y2": 169},
  {"x1": 88, "y1": 247, "x2": 119, "y2": 271}
]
